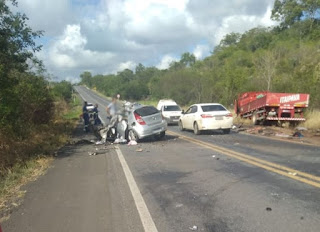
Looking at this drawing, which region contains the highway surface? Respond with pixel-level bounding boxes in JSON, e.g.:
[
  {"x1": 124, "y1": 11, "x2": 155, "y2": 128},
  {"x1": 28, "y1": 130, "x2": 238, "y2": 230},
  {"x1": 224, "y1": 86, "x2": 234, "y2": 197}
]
[{"x1": 3, "y1": 86, "x2": 320, "y2": 232}]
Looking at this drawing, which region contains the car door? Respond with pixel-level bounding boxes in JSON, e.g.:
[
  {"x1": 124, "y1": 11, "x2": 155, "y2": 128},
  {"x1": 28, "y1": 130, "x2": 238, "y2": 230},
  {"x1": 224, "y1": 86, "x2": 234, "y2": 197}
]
[
  {"x1": 188, "y1": 106, "x2": 198, "y2": 128},
  {"x1": 182, "y1": 106, "x2": 193, "y2": 129}
]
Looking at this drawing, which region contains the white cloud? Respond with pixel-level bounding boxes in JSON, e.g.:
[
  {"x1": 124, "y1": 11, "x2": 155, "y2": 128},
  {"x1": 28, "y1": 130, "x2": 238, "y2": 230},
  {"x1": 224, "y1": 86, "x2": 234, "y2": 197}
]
[
  {"x1": 15, "y1": 0, "x2": 276, "y2": 81},
  {"x1": 157, "y1": 55, "x2": 178, "y2": 70},
  {"x1": 48, "y1": 24, "x2": 114, "y2": 71},
  {"x1": 193, "y1": 45, "x2": 211, "y2": 60},
  {"x1": 116, "y1": 61, "x2": 137, "y2": 73},
  {"x1": 16, "y1": 0, "x2": 74, "y2": 36},
  {"x1": 213, "y1": 6, "x2": 277, "y2": 45}
]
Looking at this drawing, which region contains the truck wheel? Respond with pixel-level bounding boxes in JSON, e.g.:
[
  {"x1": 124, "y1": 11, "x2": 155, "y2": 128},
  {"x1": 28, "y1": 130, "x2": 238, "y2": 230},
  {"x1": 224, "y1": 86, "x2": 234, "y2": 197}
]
[
  {"x1": 194, "y1": 122, "x2": 201, "y2": 135},
  {"x1": 252, "y1": 112, "x2": 259, "y2": 125}
]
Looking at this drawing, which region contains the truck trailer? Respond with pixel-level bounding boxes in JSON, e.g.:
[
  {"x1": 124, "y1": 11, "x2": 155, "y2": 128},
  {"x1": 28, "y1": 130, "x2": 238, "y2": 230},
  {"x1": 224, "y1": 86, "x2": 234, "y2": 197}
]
[{"x1": 235, "y1": 91, "x2": 309, "y2": 125}]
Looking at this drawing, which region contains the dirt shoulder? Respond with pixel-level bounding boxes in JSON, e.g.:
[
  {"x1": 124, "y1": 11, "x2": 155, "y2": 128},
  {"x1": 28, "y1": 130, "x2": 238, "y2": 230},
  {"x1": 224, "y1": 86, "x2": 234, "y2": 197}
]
[{"x1": 235, "y1": 124, "x2": 320, "y2": 146}]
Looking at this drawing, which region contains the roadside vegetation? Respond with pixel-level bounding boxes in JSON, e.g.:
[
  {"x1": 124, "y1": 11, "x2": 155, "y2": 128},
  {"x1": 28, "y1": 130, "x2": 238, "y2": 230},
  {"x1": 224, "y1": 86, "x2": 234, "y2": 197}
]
[
  {"x1": 80, "y1": 0, "x2": 320, "y2": 119},
  {"x1": 301, "y1": 110, "x2": 320, "y2": 130},
  {"x1": 0, "y1": 0, "x2": 80, "y2": 211}
]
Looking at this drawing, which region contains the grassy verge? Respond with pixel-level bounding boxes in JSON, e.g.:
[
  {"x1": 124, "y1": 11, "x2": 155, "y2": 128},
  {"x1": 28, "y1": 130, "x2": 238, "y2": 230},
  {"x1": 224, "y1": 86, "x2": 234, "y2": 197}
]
[
  {"x1": 0, "y1": 93, "x2": 82, "y2": 216},
  {"x1": 139, "y1": 99, "x2": 158, "y2": 107},
  {"x1": 301, "y1": 109, "x2": 320, "y2": 130}
]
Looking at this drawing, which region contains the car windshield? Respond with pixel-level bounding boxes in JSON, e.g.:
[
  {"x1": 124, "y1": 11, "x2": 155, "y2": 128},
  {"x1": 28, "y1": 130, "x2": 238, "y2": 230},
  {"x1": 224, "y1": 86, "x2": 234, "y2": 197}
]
[
  {"x1": 135, "y1": 106, "x2": 159, "y2": 116},
  {"x1": 201, "y1": 105, "x2": 227, "y2": 112},
  {"x1": 163, "y1": 105, "x2": 181, "y2": 111}
]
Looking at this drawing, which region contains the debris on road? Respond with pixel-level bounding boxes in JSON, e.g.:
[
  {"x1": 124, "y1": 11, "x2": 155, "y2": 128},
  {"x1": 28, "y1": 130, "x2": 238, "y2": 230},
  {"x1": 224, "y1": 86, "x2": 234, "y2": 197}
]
[
  {"x1": 189, "y1": 225, "x2": 198, "y2": 231},
  {"x1": 114, "y1": 138, "x2": 127, "y2": 144},
  {"x1": 88, "y1": 152, "x2": 97, "y2": 156},
  {"x1": 175, "y1": 203, "x2": 183, "y2": 208},
  {"x1": 231, "y1": 124, "x2": 246, "y2": 132},
  {"x1": 271, "y1": 193, "x2": 279, "y2": 197},
  {"x1": 73, "y1": 139, "x2": 95, "y2": 145},
  {"x1": 95, "y1": 140, "x2": 105, "y2": 145},
  {"x1": 293, "y1": 131, "x2": 304, "y2": 138},
  {"x1": 234, "y1": 142, "x2": 240, "y2": 145},
  {"x1": 212, "y1": 155, "x2": 216, "y2": 158},
  {"x1": 266, "y1": 207, "x2": 272, "y2": 211},
  {"x1": 246, "y1": 127, "x2": 264, "y2": 134},
  {"x1": 128, "y1": 140, "x2": 138, "y2": 146},
  {"x1": 295, "y1": 127, "x2": 308, "y2": 131},
  {"x1": 136, "y1": 148, "x2": 143, "y2": 152},
  {"x1": 275, "y1": 133, "x2": 291, "y2": 138}
]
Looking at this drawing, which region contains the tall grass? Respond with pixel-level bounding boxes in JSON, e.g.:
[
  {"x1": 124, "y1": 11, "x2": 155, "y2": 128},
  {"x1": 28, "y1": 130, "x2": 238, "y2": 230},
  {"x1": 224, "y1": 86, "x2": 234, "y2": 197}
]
[{"x1": 301, "y1": 110, "x2": 320, "y2": 130}]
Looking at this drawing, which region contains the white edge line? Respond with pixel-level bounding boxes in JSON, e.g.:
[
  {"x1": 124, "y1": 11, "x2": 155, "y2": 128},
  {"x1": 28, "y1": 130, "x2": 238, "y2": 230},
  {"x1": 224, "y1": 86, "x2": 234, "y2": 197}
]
[
  {"x1": 115, "y1": 146, "x2": 158, "y2": 232},
  {"x1": 76, "y1": 87, "x2": 157, "y2": 231}
]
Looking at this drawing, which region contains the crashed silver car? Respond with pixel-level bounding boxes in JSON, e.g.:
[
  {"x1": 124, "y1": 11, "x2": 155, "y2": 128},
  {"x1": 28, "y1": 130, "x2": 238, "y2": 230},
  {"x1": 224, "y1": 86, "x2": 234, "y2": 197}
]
[{"x1": 123, "y1": 103, "x2": 167, "y2": 141}]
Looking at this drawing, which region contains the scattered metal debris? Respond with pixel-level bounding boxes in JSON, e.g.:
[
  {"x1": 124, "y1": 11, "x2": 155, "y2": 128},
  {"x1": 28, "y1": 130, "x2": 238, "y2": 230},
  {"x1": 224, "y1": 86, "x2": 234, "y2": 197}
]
[
  {"x1": 128, "y1": 140, "x2": 138, "y2": 146},
  {"x1": 114, "y1": 138, "x2": 127, "y2": 144}
]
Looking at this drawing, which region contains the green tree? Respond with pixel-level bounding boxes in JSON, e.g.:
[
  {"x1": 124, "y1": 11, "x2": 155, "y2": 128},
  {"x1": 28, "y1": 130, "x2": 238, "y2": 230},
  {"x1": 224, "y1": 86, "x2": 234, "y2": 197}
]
[
  {"x1": 180, "y1": 52, "x2": 196, "y2": 67},
  {"x1": 51, "y1": 81, "x2": 73, "y2": 101},
  {"x1": 271, "y1": 0, "x2": 304, "y2": 28},
  {"x1": 219, "y1": 32, "x2": 241, "y2": 47},
  {"x1": 0, "y1": 0, "x2": 43, "y2": 75},
  {"x1": 80, "y1": 71, "x2": 93, "y2": 87}
]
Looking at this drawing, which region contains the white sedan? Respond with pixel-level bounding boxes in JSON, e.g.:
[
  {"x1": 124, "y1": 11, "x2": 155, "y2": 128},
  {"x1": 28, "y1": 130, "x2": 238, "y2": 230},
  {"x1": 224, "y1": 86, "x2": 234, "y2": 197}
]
[{"x1": 179, "y1": 103, "x2": 233, "y2": 134}]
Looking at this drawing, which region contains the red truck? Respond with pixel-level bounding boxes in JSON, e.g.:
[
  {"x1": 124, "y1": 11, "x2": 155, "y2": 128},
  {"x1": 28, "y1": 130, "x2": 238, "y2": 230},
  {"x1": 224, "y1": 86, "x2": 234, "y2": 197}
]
[{"x1": 235, "y1": 91, "x2": 310, "y2": 125}]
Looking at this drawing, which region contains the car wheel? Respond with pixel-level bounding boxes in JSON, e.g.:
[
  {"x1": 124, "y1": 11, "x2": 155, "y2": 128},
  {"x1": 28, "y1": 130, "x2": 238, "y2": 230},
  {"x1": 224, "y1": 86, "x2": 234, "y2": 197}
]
[
  {"x1": 179, "y1": 120, "x2": 185, "y2": 131},
  {"x1": 193, "y1": 122, "x2": 201, "y2": 135},
  {"x1": 128, "y1": 130, "x2": 139, "y2": 142},
  {"x1": 223, "y1": 129, "x2": 231, "y2": 134}
]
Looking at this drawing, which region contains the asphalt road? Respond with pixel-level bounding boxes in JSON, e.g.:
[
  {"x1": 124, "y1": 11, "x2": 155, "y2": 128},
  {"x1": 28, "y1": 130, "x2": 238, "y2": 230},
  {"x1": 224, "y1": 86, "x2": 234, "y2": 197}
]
[{"x1": 3, "y1": 86, "x2": 320, "y2": 232}]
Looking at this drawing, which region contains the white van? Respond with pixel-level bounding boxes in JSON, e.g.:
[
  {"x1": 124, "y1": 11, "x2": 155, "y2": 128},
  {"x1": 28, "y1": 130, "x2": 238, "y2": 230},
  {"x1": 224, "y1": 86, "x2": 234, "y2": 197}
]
[{"x1": 157, "y1": 99, "x2": 182, "y2": 125}]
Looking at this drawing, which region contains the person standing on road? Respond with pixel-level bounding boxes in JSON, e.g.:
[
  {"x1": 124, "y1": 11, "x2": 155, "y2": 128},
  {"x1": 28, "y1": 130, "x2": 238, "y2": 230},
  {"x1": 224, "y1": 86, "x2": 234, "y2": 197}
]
[
  {"x1": 93, "y1": 104, "x2": 102, "y2": 125},
  {"x1": 82, "y1": 101, "x2": 89, "y2": 132},
  {"x1": 106, "y1": 96, "x2": 118, "y2": 127},
  {"x1": 96, "y1": 96, "x2": 119, "y2": 144}
]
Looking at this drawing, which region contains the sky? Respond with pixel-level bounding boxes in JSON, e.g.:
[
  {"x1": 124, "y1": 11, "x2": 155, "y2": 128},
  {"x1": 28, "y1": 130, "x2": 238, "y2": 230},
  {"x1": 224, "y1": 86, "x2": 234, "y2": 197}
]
[{"x1": 14, "y1": 0, "x2": 276, "y2": 82}]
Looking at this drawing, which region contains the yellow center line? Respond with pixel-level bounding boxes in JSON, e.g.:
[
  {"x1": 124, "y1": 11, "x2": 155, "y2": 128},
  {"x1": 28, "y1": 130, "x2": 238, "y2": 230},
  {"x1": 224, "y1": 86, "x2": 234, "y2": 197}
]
[{"x1": 168, "y1": 131, "x2": 320, "y2": 188}]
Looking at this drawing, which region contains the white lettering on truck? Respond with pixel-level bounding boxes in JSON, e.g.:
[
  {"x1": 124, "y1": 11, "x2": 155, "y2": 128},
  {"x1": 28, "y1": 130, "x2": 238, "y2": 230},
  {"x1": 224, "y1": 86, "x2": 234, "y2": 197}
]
[{"x1": 280, "y1": 94, "x2": 300, "y2": 104}]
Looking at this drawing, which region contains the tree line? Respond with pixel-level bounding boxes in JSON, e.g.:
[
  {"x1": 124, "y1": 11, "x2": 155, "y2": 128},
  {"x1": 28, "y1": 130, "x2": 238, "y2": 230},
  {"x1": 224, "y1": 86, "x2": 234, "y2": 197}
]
[
  {"x1": 0, "y1": 0, "x2": 74, "y2": 174},
  {"x1": 80, "y1": 0, "x2": 320, "y2": 108}
]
